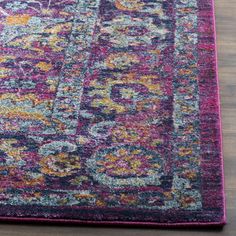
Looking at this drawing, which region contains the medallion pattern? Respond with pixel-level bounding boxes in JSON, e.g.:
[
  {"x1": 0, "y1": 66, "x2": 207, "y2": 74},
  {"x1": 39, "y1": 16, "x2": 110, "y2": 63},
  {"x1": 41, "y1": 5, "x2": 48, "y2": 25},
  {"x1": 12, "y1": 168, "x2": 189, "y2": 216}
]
[{"x1": 0, "y1": 0, "x2": 224, "y2": 224}]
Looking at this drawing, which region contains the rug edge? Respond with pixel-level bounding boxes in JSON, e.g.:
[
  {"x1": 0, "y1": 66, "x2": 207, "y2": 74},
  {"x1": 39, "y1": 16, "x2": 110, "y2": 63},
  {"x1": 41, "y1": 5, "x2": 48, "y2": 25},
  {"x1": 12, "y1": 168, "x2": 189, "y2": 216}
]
[
  {"x1": 211, "y1": 0, "x2": 227, "y2": 224},
  {"x1": 0, "y1": 0, "x2": 226, "y2": 227},
  {"x1": 0, "y1": 216, "x2": 227, "y2": 227}
]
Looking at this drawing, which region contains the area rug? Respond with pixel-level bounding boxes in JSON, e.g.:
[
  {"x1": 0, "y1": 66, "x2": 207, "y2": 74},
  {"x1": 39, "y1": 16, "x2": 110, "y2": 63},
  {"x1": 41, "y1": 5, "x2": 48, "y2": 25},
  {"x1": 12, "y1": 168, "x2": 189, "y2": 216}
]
[{"x1": 0, "y1": 0, "x2": 225, "y2": 227}]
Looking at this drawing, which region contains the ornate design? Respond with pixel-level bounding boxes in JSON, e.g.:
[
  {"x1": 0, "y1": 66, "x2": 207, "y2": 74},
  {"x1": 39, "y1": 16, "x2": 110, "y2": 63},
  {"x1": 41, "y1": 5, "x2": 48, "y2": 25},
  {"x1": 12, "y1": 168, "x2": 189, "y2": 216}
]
[
  {"x1": 86, "y1": 145, "x2": 164, "y2": 187},
  {"x1": 88, "y1": 73, "x2": 164, "y2": 114},
  {"x1": 0, "y1": 0, "x2": 224, "y2": 225},
  {"x1": 39, "y1": 141, "x2": 80, "y2": 177},
  {"x1": 0, "y1": 136, "x2": 44, "y2": 188}
]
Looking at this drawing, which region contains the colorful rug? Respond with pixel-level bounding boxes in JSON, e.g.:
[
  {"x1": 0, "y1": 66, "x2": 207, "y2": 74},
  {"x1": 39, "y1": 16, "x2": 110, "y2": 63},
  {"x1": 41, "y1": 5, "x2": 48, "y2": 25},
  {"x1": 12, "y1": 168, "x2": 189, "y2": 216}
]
[{"x1": 0, "y1": 0, "x2": 225, "y2": 227}]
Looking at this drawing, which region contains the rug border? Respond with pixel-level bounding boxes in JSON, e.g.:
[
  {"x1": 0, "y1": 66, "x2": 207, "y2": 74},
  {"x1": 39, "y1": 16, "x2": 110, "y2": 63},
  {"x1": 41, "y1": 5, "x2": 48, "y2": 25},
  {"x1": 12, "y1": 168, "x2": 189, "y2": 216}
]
[
  {"x1": 0, "y1": 216, "x2": 227, "y2": 227},
  {"x1": 211, "y1": 0, "x2": 227, "y2": 225},
  {"x1": 0, "y1": 0, "x2": 226, "y2": 227},
  {"x1": 198, "y1": 0, "x2": 226, "y2": 225}
]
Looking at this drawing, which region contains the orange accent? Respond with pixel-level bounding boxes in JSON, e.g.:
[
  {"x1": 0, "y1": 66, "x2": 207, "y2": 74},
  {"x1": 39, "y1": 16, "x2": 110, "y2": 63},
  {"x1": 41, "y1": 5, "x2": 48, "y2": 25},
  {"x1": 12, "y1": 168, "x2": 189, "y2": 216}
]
[
  {"x1": 179, "y1": 147, "x2": 193, "y2": 157},
  {"x1": 74, "y1": 193, "x2": 94, "y2": 199},
  {"x1": 40, "y1": 153, "x2": 81, "y2": 177},
  {"x1": 6, "y1": 14, "x2": 31, "y2": 25},
  {"x1": 120, "y1": 194, "x2": 137, "y2": 204},
  {"x1": 179, "y1": 69, "x2": 193, "y2": 75},
  {"x1": 114, "y1": 0, "x2": 144, "y2": 11},
  {"x1": 36, "y1": 62, "x2": 53, "y2": 72},
  {"x1": 184, "y1": 171, "x2": 197, "y2": 180},
  {"x1": 96, "y1": 200, "x2": 106, "y2": 207}
]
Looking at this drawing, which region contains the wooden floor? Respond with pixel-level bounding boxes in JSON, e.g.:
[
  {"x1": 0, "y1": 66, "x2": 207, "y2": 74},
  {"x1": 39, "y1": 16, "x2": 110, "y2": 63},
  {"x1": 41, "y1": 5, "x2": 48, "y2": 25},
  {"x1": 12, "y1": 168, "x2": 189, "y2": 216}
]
[{"x1": 0, "y1": 1, "x2": 235, "y2": 235}]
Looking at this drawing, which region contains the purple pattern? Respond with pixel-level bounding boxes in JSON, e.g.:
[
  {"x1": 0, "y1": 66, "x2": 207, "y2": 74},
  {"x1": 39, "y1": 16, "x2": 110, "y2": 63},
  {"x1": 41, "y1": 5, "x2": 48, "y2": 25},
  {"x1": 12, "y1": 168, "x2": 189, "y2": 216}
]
[{"x1": 0, "y1": 0, "x2": 225, "y2": 226}]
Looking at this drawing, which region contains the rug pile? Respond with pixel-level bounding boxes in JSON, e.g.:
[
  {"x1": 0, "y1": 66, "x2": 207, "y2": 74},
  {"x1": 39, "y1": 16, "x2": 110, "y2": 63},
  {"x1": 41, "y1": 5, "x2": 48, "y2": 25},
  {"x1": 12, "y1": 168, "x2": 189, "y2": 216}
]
[{"x1": 0, "y1": 0, "x2": 225, "y2": 226}]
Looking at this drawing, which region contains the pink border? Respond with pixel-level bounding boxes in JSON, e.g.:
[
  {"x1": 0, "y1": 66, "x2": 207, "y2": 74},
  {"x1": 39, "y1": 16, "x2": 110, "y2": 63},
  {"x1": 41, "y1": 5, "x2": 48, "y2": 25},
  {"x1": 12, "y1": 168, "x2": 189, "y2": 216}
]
[
  {"x1": 0, "y1": 216, "x2": 227, "y2": 227},
  {"x1": 198, "y1": 0, "x2": 226, "y2": 225},
  {"x1": 211, "y1": 0, "x2": 227, "y2": 224},
  {"x1": 0, "y1": 0, "x2": 226, "y2": 227}
]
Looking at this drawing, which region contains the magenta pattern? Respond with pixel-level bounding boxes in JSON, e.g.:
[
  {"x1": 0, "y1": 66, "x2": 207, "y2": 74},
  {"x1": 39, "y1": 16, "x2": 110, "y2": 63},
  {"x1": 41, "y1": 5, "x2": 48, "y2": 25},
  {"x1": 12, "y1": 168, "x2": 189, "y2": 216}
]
[{"x1": 0, "y1": 0, "x2": 225, "y2": 226}]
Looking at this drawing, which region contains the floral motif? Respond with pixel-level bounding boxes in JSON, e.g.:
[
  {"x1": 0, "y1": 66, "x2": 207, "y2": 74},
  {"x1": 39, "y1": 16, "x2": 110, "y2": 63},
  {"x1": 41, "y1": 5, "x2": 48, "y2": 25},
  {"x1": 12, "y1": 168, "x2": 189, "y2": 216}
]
[
  {"x1": 0, "y1": 0, "x2": 224, "y2": 225},
  {"x1": 105, "y1": 53, "x2": 140, "y2": 70},
  {"x1": 99, "y1": 14, "x2": 168, "y2": 47},
  {"x1": 39, "y1": 141, "x2": 80, "y2": 177},
  {"x1": 0, "y1": 137, "x2": 44, "y2": 188},
  {"x1": 86, "y1": 145, "x2": 164, "y2": 187},
  {"x1": 88, "y1": 73, "x2": 164, "y2": 114},
  {"x1": 111, "y1": 0, "x2": 166, "y2": 17}
]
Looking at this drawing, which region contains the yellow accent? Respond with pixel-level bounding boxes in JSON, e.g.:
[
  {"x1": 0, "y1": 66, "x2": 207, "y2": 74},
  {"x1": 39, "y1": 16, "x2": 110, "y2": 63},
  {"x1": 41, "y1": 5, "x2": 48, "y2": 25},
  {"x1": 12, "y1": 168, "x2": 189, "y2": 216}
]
[
  {"x1": 36, "y1": 62, "x2": 53, "y2": 72},
  {"x1": 0, "y1": 139, "x2": 27, "y2": 161},
  {"x1": 90, "y1": 73, "x2": 162, "y2": 113},
  {"x1": 40, "y1": 153, "x2": 81, "y2": 177},
  {"x1": 114, "y1": 0, "x2": 144, "y2": 11},
  {"x1": 0, "y1": 106, "x2": 50, "y2": 125},
  {"x1": 0, "y1": 93, "x2": 48, "y2": 106},
  {"x1": 105, "y1": 52, "x2": 140, "y2": 69},
  {"x1": 131, "y1": 149, "x2": 142, "y2": 155},
  {"x1": 179, "y1": 147, "x2": 193, "y2": 157},
  {"x1": 73, "y1": 193, "x2": 95, "y2": 199},
  {"x1": 8, "y1": 35, "x2": 45, "y2": 55},
  {"x1": 120, "y1": 194, "x2": 137, "y2": 204},
  {"x1": 99, "y1": 150, "x2": 156, "y2": 177},
  {"x1": 41, "y1": 9, "x2": 54, "y2": 15},
  {"x1": 45, "y1": 23, "x2": 72, "y2": 34},
  {"x1": 96, "y1": 200, "x2": 106, "y2": 207},
  {"x1": 0, "y1": 56, "x2": 15, "y2": 63},
  {"x1": 92, "y1": 97, "x2": 126, "y2": 113},
  {"x1": 118, "y1": 148, "x2": 128, "y2": 156},
  {"x1": 6, "y1": 14, "x2": 31, "y2": 25},
  {"x1": 0, "y1": 67, "x2": 10, "y2": 78},
  {"x1": 76, "y1": 136, "x2": 89, "y2": 144},
  {"x1": 48, "y1": 35, "x2": 64, "y2": 52}
]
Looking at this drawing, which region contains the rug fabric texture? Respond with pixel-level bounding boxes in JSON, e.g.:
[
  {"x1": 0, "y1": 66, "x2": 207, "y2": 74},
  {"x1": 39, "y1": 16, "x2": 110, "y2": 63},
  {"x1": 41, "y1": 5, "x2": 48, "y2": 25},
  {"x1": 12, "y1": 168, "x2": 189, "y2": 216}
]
[{"x1": 0, "y1": 0, "x2": 225, "y2": 226}]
